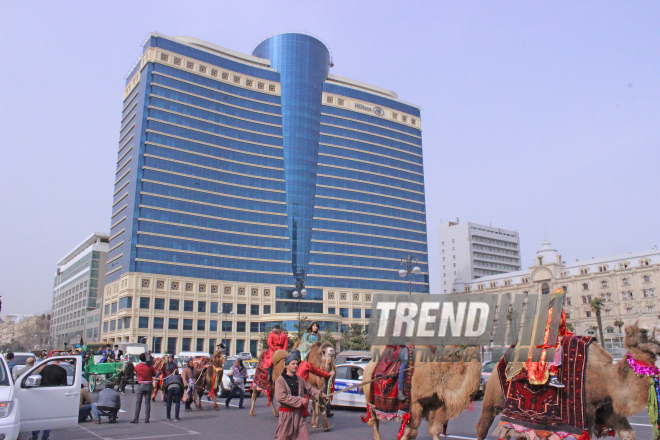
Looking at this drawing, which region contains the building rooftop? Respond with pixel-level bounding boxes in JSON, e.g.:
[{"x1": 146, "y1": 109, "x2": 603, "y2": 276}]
[{"x1": 57, "y1": 232, "x2": 110, "y2": 266}]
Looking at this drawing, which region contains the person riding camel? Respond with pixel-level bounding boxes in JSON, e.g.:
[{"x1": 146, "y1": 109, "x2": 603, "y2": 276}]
[
  {"x1": 263, "y1": 324, "x2": 288, "y2": 382},
  {"x1": 297, "y1": 322, "x2": 320, "y2": 361}
]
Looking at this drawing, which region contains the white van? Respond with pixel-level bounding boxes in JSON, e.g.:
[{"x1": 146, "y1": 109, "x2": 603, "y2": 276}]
[
  {"x1": 0, "y1": 355, "x2": 83, "y2": 440},
  {"x1": 177, "y1": 351, "x2": 211, "y2": 364}
]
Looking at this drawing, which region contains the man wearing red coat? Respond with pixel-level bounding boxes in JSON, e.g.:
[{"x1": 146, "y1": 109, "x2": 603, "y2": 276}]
[{"x1": 263, "y1": 324, "x2": 288, "y2": 381}]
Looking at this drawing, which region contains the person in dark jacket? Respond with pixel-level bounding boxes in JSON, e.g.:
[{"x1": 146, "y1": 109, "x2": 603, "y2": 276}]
[
  {"x1": 92, "y1": 383, "x2": 121, "y2": 423},
  {"x1": 164, "y1": 371, "x2": 184, "y2": 421}
]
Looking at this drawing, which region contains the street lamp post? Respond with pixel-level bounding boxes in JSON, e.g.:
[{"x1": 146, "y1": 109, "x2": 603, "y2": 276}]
[
  {"x1": 220, "y1": 310, "x2": 234, "y2": 351},
  {"x1": 399, "y1": 255, "x2": 422, "y2": 298},
  {"x1": 292, "y1": 284, "x2": 308, "y2": 340}
]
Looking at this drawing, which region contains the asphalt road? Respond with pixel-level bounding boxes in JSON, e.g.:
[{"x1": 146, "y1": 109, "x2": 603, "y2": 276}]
[{"x1": 20, "y1": 391, "x2": 655, "y2": 440}]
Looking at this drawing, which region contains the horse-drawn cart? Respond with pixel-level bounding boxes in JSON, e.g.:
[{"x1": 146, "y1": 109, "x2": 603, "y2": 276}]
[{"x1": 84, "y1": 354, "x2": 126, "y2": 392}]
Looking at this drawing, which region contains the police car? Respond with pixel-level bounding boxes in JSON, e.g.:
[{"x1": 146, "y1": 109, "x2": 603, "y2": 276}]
[{"x1": 332, "y1": 362, "x2": 367, "y2": 408}]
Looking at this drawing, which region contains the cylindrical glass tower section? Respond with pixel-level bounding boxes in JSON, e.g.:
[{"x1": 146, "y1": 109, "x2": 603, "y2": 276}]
[{"x1": 252, "y1": 33, "x2": 331, "y2": 287}]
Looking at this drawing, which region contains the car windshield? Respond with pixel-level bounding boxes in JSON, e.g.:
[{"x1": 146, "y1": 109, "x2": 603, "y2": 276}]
[
  {"x1": 482, "y1": 362, "x2": 497, "y2": 373},
  {"x1": 223, "y1": 359, "x2": 236, "y2": 369},
  {"x1": 0, "y1": 361, "x2": 9, "y2": 386},
  {"x1": 14, "y1": 355, "x2": 36, "y2": 365}
]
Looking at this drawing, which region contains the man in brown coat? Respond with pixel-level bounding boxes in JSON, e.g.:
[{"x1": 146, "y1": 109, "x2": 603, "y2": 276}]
[{"x1": 274, "y1": 352, "x2": 326, "y2": 440}]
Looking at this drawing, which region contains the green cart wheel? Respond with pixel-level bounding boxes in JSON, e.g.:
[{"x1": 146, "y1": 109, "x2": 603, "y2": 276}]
[{"x1": 89, "y1": 375, "x2": 96, "y2": 392}]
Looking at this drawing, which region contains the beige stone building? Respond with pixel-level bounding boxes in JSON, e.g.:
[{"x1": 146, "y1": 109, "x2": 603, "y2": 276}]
[
  {"x1": 0, "y1": 320, "x2": 17, "y2": 346},
  {"x1": 454, "y1": 239, "x2": 660, "y2": 348},
  {"x1": 100, "y1": 273, "x2": 374, "y2": 355}
]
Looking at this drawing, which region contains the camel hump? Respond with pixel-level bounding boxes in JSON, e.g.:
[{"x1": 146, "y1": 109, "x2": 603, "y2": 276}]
[{"x1": 273, "y1": 349, "x2": 288, "y2": 365}]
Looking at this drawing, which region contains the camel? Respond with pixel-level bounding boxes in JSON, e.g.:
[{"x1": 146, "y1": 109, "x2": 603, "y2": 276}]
[
  {"x1": 204, "y1": 351, "x2": 226, "y2": 410},
  {"x1": 189, "y1": 357, "x2": 212, "y2": 410},
  {"x1": 249, "y1": 349, "x2": 288, "y2": 417},
  {"x1": 151, "y1": 356, "x2": 167, "y2": 401},
  {"x1": 300, "y1": 341, "x2": 336, "y2": 431},
  {"x1": 363, "y1": 346, "x2": 482, "y2": 440},
  {"x1": 476, "y1": 320, "x2": 660, "y2": 440}
]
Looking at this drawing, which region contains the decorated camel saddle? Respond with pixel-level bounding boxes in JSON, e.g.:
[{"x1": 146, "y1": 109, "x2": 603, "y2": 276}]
[
  {"x1": 251, "y1": 349, "x2": 288, "y2": 405},
  {"x1": 495, "y1": 335, "x2": 595, "y2": 440},
  {"x1": 368, "y1": 345, "x2": 415, "y2": 422}
]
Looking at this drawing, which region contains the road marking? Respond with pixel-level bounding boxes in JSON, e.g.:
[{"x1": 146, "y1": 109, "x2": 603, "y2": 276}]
[
  {"x1": 78, "y1": 425, "x2": 104, "y2": 439},
  {"x1": 200, "y1": 398, "x2": 244, "y2": 408},
  {"x1": 113, "y1": 434, "x2": 199, "y2": 440},
  {"x1": 630, "y1": 423, "x2": 652, "y2": 427}
]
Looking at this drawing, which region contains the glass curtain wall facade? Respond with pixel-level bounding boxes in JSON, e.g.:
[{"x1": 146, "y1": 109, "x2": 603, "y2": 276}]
[{"x1": 102, "y1": 33, "x2": 428, "y2": 353}]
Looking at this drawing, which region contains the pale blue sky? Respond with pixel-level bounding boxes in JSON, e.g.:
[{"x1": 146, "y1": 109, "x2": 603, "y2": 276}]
[{"x1": 1, "y1": 1, "x2": 658, "y2": 316}]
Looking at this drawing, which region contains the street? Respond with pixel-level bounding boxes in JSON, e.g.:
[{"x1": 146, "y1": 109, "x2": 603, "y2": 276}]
[{"x1": 20, "y1": 391, "x2": 655, "y2": 440}]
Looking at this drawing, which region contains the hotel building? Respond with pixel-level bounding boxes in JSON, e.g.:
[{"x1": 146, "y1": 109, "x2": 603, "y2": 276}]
[{"x1": 101, "y1": 32, "x2": 429, "y2": 354}]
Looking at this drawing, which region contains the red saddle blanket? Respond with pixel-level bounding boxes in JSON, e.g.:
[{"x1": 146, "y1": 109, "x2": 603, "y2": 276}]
[
  {"x1": 253, "y1": 357, "x2": 270, "y2": 391},
  {"x1": 497, "y1": 336, "x2": 594, "y2": 437},
  {"x1": 369, "y1": 345, "x2": 414, "y2": 417}
]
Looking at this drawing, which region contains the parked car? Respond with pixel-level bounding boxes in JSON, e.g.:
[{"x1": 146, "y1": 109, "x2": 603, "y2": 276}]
[
  {"x1": 4, "y1": 352, "x2": 37, "y2": 373},
  {"x1": 219, "y1": 357, "x2": 255, "y2": 397},
  {"x1": 477, "y1": 360, "x2": 499, "y2": 398},
  {"x1": 0, "y1": 354, "x2": 83, "y2": 440},
  {"x1": 332, "y1": 362, "x2": 368, "y2": 408},
  {"x1": 335, "y1": 350, "x2": 372, "y2": 365},
  {"x1": 177, "y1": 351, "x2": 210, "y2": 364}
]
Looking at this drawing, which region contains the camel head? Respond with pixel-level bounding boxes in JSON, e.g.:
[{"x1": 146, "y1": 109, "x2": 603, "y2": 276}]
[
  {"x1": 625, "y1": 318, "x2": 660, "y2": 358},
  {"x1": 318, "y1": 342, "x2": 336, "y2": 372},
  {"x1": 212, "y1": 351, "x2": 225, "y2": 367}
]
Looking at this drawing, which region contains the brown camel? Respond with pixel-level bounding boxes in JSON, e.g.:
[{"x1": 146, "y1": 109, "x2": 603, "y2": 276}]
[
  {"x1": 204, "y1": 351, "x2": 225, "y2": 410},
  {"x1": 300, "y1": 341, "x2": 336, "y2": 431},
  {"x1": 363, "y1": 346, "x2": 482, "y2": 440},
  {"x1": 190, "y1": 357, "x2": 212, "y2": 410},
  {"x1": 151, "y1": 356, "x2": 167, "y2": 401},
  {"x1": 250, "y1": 349, "x2": 288, "y2": 417},
  {"x1": 476, "y1": 320, "x2": 660, "y2": 440}
]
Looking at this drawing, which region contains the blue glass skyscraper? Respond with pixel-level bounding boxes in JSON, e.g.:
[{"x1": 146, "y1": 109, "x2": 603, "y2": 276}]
[{"x1": 102, "y1": 33, "x2": 428, "y2": 355}]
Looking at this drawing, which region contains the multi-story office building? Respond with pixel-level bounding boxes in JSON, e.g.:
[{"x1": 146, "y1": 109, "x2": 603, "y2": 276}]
[
  {"x1": 102, "y1": 33, "x2": 429, "y2": 354},
  {"x1": 439, "y1": 221, "x2": 521, "y2": 294},
  {"x1": 454, "y1": 239, "x2": 660, "y2": 348},
  {"x1": 51, "y1": 232, "x2": 109, "y2": 346}
]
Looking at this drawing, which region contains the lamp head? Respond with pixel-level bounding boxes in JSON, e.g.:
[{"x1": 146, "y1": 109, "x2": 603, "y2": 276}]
[
  {"x1": 412, "y1": 266, "x2": 422, "y2": 275},
  {"x1": 301, "y1": 289, "x2": 307, "y2": 297},
  {"x1": 398, "y1": 269, "x2": 407, "y2": 278},
  {"x1": 292, "y1": 290, "x2": 299, "y2": 298}
]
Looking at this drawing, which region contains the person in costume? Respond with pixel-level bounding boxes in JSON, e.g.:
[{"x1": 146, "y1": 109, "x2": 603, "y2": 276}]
[
  {"x1": 264, "y1": 324, "x2": 289, "y2": 381},
  {"x1": 297, "y1": 322, "x2": 320, "y2": 361},
  {"x1": 274, "y1": 352, "x2": 326, "y2": 440}
]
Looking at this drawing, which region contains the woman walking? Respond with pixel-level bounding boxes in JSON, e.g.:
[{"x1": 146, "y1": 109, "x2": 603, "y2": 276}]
[{"x1": 297, "y1": 322, "x2": 320, "y2": 361}]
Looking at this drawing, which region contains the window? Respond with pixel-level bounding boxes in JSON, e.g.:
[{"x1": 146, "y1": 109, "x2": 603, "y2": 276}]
[
  {"x1": 626, "y1": 308, "x2": 634, "y2": 315},
  {"x1": 237, "y1": 304, "x2": 246, "y2": 315},
  {"x1": 169, "y1": 299, "x2": 180, "y2": 311},
  {"x1": 582, "y1": 296, "x2": 588, "y2": 304},
  {"x1": 110, "y1": 320, "x2": 116, "y2": 331},
  {"x1": 139, "y1": 297, "x2": 150, "y2": 309},
  {"x1": 182, "y1": 338, "x2": 192, "y2": 352},
  {"x1": 585, "y1": 311, "x2": 592, "y2": 318},
  {"x1": 104, "y1": 304, "x2": 110, "y2": 315},
  {"x1": 328, "y1": 307, "x2": 336, "y2": 314},
  {"x1": 643, "y1": 289, "x2": 649, "y2": 298},
  {"x1": 197, "y1": 320, "x2": 205, "y2": 331},
  {"x1": 111, "y1": 302, "x2": 117, "y2": 313},
  {"x1": 168, "y1": 318, "x2": 179, "y2": 330},
  {"x1": 649, "y1": 305, "x2": 656, "y2": 313},
  {"x1": 602, "y1": 280, "x2": 608, "y2": 288},
  {"x1": 250, "y1": 340, "x2": 258, "y2": 356},
  {"x1": 154, "y1": 298, "x2": 165, "y2": 310},
  {"x1": 103, "y1": 321, "x2": 108, "y2": 332},
  {"x1": 196, "y1": 338, "x2": 204, "y2": 351},
  {"x1": 644, "y1": 275, "x2": 651, "y2": 283},
  {"x1": 565, "y1": 297, "x2": 572, "y2": 306},
  {"x1": 250, "y1": 305, "x2": 259, "y2": 315},
  {"x1": 623, "y1": 278, "x2": 630, "y2": 286},
  {"x1": 250, "y1": 322, "x2": 259, "y2": 332},
  {"x1": 605, "y1": 309, "x2": 612, "y2": 316},
  {"x1": 209, "y1": 320, "x2": 218, "y2": 331},
  {"x1": 118, "y1": 296, "x2": 132, "y2": 309},
  {"x1": 542, "y1": 283, "x2": 550, "y2": 295},
  {"x1": 222, "y1": 303, "x2": 232, "y2": 314},
  {"x1": 339, "y1": 308, "x2": 349, "y2": 318},
  {"x1": 183, "y1": 319, "x2": 193, "y2": 330},
  {"x1": 620, "y1": 262, "x2": 629, "y2": 269},
  {"x1": 237, "y1": 321, "x2": 246, "y2": 332},
  {"x1": 154, "y1": 317, "x2": 164, "y2": 329},
  {"x1": 138, "y1": 317, "x2": 149, "y2": 328},
  {"x1": 365, "y1": 309, "x2": 371, "y2": 319},
  {"x1": 651, "y1": 288, "x2": 656, "y2": 297},
  {"x1": 263, "y1": 305, "x2": 271, "y2": 314},
  {"x1": 210, "y1": 302, "x2": 218, "y2": 314},
  {"x1": 184, "y1": 300, "x2": 194, "y2": 312},
  {"x1": 606, "y1": 327, "x2": 615, "y2": 334},
  {"x1": 583, "y1": 283, "x2": 589, "y2": 290},
  {"x1": 353, "y1": 309, "x2": 361, "y2": 319},
  {"x1": 167, "y1": 338, "x2": 177, "y2": 353},
  {"x1": 198, "y1": 301, "x2": 206, "y2": 313},
  {"x1": 222, "y1": 321, "x2": 232, "y2": 332}
]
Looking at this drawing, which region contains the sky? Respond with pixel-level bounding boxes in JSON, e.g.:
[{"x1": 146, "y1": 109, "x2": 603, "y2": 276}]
[{"x1": 1, "y1": 1, "x2": 659, "y2": 317}]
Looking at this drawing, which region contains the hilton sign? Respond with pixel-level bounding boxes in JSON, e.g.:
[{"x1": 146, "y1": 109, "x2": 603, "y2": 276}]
[{"x1": 355, "y1": 102, "x2": 385, "y2": 117}]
